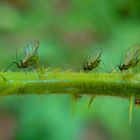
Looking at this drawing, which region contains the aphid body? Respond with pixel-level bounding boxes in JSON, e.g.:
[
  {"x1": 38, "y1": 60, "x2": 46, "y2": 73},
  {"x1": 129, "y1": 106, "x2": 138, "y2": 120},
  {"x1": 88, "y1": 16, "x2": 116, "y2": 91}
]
[
  {"x1": 83, "y1": 48, "x2": 102, "y2": 71},
  {"x1": 4, "y1": 40, "x2": 40, "y2": 72},
  {"x1": 117, "y1": 44, "x2": 140, "y2": 73}
]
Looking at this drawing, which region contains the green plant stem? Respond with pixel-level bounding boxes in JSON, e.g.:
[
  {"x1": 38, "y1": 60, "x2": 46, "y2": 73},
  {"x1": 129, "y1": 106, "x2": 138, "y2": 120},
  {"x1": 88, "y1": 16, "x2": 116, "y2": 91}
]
[{"x1": 0, "y1": 72, "x2": 140, "y2": 99}]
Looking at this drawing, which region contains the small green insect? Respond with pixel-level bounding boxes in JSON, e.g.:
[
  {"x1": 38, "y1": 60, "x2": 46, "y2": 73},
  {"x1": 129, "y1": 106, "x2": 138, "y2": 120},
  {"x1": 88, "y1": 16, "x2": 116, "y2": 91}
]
[
  {"x1": 117, "y1": 44, "x2": 140, "y2": 73},
  {"x1": 83, "y1": 48, "x2": 102, "y2": 71},
  {"x1": 4, "y1": 40, "x2": 40, "y2": 72}
]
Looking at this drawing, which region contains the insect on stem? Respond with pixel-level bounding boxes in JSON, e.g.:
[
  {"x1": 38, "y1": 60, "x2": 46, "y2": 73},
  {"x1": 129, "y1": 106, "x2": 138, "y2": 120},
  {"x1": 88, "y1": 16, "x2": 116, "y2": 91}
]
[
  {"x1": 83, "y1": 47, "x2": 102, "y2": 71},
  {"x1": 117, "y1": 44, "x2": 140, "y2": 73},
  {"x1": 3, "y1": 40, "x2": 40, "y2": 72}
]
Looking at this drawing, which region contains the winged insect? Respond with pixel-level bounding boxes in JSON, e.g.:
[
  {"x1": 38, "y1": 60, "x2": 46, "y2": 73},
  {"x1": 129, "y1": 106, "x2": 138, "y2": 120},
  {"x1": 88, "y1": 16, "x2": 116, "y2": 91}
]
[
  {"x1": 117, "y1": 44, "x2": 140, "y2": 73},
  {"x1": 4, "y1": 40, "x2": 40, "y2": 72},
  {"x1": 83, "y1": 48, "x2": 102, "y2": 71}
]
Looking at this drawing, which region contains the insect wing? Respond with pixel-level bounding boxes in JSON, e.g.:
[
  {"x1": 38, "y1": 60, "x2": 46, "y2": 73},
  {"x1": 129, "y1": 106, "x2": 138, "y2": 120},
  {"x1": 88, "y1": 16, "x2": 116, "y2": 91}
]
[
  {"x1": 130, "y1": 44, "x2": 140, "y2": 58},
  {"x1": 25, "y1": 40, "x2": 40, "y2": 57},
  {"x1": 124, "y1": 44, "x2": 140, "y2": 64},
  {"x1": 87, "y1": 48, "x2": 102, "y2": 63},
  {"x1": 24, "y1": 40, "x2": 40, "y2": 61}
]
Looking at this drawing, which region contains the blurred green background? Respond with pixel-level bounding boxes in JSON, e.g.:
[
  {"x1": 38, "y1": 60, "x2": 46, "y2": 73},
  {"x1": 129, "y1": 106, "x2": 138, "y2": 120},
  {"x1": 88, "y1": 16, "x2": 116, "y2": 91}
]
[{"x1": 0, "y1": 0, "x2": 140, "y2": 140}]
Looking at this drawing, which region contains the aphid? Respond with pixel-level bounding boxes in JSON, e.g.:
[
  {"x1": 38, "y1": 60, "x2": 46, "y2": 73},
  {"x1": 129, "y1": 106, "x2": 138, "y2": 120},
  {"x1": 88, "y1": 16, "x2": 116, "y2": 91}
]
[
  {"x1": 117, "y1": 44, "x2": 140, "y2": 73},
  {"x1": 83, "y1": 48, "x2": 102, "y2": 71},
  {"x1": 4, "y1": 40, "x2": 40, "y2": 72}
]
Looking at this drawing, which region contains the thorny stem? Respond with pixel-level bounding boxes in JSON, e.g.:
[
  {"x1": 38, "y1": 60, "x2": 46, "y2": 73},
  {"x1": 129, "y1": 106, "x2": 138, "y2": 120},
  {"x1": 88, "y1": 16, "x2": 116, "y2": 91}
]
[
  {"x1": 0, "y1": 71, "x2": 140, "y2": 99},
  {"x1": 0, "y1": 71, "x2": 139, "y2": 124}
]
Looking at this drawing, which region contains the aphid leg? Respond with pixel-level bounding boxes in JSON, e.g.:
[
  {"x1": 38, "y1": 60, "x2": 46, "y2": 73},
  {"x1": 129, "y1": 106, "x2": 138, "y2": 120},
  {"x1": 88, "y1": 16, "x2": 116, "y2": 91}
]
[
  {"x1": 34, "y1": 64, "x2": 40, "y2": 72},
  {"x1": 0, "y1": 74, "x2": 8, "y2": 82},
  {"x1": 121, "y1": 70, "x2": 123, "y2": 74},
  {"x1": 34, "y1": 65, "x2": 37, "y2": 72},
  {"x1": 87, "y1": 95, "x2": 96, "y2": 110},
  {"x1": 129, "y1": 96, "x2": 134, "y2": 125},
  {"x1": 3, "y1": 61, "x2": 18, "y2": 72},
  {"x1": 101, "y1": 60, "x2": 110, "y2": 73},
  {"x1": 19, "y1": 67, "x2": 22, "y2": 72},
  {"x1": 110, "y1": 63, "x2": 116, "y2": 73},
  {"x1": 97, "y1": 66, "x2": 106, "y2": 73}
]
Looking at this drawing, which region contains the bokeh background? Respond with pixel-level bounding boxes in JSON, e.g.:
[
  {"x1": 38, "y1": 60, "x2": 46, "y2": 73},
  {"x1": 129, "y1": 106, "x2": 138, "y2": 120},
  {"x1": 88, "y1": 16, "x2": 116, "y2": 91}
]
[{"x1": 0, "y1": 0, "x2": 140, "y2": 140}]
